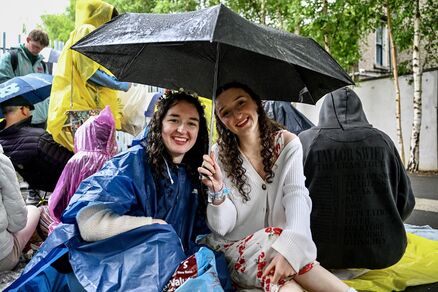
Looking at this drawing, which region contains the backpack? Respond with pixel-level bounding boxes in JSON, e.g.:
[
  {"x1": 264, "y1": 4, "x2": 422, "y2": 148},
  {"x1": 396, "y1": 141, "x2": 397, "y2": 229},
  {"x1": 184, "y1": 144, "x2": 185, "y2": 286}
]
[{"x1": 10, "y1": 49, "x2": 47, "y2": 73}]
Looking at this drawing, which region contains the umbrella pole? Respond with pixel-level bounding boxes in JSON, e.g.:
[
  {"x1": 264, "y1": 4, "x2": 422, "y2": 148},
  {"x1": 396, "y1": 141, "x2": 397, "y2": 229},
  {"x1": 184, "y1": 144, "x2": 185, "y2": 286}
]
[{"x1": 208, "y1": 43, "x2": 220, "y2": 153}]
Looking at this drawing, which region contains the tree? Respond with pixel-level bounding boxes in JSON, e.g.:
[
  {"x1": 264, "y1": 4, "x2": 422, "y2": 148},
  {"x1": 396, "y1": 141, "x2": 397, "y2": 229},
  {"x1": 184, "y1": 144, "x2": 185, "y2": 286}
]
[
  {"x1": 406, "y1": 0, "x2": 421, "y2": 172},
  {"x1": 41, "y1": 0, "x2": 75, "y2": 42},
  {"x1": 109, "y1": 0, "x2": 200, "y2": 13},
  {"x1": 41, "y1": 0, "x2": 203, "y2": 41},
  {"x1": 386, "y1": 1, "x2": 405, "y2": 164},
  {"x1": 389, "y1": 0, "x2": 437, "y2": 171},
  {"x1": 288, "y1": 0, "x2": 382, "y2": 74}
]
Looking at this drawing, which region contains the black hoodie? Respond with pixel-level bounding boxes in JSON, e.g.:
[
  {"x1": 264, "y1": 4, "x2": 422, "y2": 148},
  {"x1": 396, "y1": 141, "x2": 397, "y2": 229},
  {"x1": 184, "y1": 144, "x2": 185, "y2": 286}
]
[{"x1": 298, "y1": 87, "x2": 415, "y2": 269}]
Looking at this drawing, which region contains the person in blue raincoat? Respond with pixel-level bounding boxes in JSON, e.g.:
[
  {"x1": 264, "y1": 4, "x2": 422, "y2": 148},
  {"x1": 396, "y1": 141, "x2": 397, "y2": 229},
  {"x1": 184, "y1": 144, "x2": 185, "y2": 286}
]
[{"x1": 6, "y1": 92, "x2": 230, "y2": 292}]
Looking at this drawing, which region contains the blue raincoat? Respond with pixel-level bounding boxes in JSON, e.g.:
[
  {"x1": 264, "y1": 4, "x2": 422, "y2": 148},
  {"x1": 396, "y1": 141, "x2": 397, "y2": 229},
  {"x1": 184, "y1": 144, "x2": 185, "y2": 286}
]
[{"x1": 6, "y1": 142, "x2": 229, "y2": 291}]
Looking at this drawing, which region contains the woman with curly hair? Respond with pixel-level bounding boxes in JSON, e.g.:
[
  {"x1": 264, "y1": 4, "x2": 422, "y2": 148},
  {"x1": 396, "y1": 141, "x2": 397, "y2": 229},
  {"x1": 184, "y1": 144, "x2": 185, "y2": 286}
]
[
  {"x1": 72, "y1": 91, "x2": 209, "y2": 251},
  {"x1": 198, "y1": 82, "x2": 354, "y2": 292},
  {"x1": 9, "y1": 92, "x2": 223, "y2": 291}
]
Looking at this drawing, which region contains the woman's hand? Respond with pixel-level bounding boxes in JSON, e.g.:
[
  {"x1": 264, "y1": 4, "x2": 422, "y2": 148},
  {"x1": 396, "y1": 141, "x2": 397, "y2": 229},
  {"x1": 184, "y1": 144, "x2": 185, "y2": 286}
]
[
  {"x1": 197, "y1": 152, "x2": 223, "y2": 193},
  {"x1": 262, "y1": 253, "x2": 297, "y2": 284}
]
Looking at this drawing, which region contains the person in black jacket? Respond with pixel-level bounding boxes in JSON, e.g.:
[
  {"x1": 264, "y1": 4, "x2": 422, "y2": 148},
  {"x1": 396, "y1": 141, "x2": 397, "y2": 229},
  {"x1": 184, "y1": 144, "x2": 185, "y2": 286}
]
[
  {"x1": 298, "y1": 87, "x2": 415, "y2": 275},
  {"x1": 0, "y1": 95, "x2": 73, "y2": 205}
]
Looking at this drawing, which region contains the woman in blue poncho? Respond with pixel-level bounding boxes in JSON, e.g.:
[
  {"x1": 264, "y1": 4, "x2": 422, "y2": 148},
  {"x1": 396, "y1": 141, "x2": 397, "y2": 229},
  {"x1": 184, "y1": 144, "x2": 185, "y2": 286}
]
[{"x1": 7, "y1": 92, "x2": 229, "y2": 292}]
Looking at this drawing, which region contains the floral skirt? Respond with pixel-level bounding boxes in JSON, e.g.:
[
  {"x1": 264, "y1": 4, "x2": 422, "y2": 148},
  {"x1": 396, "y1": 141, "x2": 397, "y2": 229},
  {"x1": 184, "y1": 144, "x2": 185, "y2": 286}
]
[{"x1": 200, "y1": 227, "x2": 313, "y2": 292}]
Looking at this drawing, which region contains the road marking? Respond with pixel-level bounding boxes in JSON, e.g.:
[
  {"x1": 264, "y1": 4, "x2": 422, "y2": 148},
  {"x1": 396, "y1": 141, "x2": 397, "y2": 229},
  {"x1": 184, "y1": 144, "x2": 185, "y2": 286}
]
[{"x1": 414, "y1": 198, "x2": 438, "y2": 213}]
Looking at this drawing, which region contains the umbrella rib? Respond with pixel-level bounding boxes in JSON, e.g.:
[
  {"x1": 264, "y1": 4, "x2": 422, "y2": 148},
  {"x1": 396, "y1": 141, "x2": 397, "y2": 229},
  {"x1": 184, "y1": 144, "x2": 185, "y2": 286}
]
[{"x1": 120, "y1": 44, "x2": 146, "y2": 79}]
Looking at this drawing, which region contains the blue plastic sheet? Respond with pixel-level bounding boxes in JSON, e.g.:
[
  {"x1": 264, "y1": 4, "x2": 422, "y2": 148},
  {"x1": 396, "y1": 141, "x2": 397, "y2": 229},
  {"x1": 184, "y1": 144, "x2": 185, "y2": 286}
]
[
  {"x1": 68, "y1": 224, "x2": 186, "y2": 291},
  {"x1": 176, "y1": 247, "x2": 224, "y2": 292},
  {"x1": 6, "y1": 144, "x2": 216, "y2": 291},
  {"x1": 6, "y1": 224, "x2": 187, "y2": 292}
]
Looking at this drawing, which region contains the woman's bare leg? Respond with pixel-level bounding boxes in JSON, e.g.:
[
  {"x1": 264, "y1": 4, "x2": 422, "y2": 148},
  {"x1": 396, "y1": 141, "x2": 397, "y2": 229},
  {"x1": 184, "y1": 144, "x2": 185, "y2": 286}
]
[
  {"x1": 14, "y1": 205, "x2": 41, "y2": 252},
  {"x1": 279, "y1": 280, "x2": 304, "y2": 292},
  {"x1": 293, "y1": 264, "x2": 350, "y2": 292}
]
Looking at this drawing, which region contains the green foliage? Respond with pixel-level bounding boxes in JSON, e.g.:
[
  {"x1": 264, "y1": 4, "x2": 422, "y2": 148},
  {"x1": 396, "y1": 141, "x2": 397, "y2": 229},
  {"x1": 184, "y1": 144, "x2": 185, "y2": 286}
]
[
  {"x1": 41, "y1": 0, "x2": 75, "y2": 42},
  {"x1": 40, "y1": 0, "x2": 436, "y2": 71},
  {"x1": 392, "y1": 0, "x2": 437, "y2": 68},
  {"x1": 296, "y1": 0, "x2": 382, "y2": 72},
  {"x1": 397, "y1": 60, "x2": 412, "y2": 76},
  {"x1": 106, "y1": 0, "x2": 157, "y2": 13}
]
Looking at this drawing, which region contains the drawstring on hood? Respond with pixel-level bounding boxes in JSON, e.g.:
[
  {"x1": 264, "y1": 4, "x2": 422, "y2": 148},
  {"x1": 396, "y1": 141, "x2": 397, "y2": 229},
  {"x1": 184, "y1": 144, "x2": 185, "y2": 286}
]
[{"x1": 163, "y1": 157, "x2": 174, "y2": 185}]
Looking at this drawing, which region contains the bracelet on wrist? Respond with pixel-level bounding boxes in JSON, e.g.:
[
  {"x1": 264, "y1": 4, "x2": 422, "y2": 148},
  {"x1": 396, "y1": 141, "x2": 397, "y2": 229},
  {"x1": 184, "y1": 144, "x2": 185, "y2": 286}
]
[{"x1": 207, "y1": 185, "x2": 230, "y2": 204}]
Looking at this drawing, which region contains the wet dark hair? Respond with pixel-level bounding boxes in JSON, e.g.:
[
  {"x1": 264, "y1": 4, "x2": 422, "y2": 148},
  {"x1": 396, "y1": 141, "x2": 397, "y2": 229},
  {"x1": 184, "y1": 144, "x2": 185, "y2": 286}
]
[
  {"x1": 215, "y1": 82, "x2": 284, "y2": 201},
  {"x1": 145, "y1": 91, "x2": 208, "y2": 181}
]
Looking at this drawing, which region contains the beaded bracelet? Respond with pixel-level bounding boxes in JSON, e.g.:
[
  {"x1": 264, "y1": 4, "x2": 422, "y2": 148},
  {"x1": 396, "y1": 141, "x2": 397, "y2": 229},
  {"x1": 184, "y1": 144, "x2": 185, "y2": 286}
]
[{"x1": 207, "y1": 186, "x2": 230, "y2": 204}]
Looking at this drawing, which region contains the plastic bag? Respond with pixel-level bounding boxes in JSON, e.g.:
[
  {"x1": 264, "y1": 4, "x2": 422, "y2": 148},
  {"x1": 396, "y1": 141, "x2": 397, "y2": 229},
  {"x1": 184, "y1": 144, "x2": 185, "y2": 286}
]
[
  {"x1": 163, "y1": 247, "x2": 224, "y2": 292},
  {"x1": 48, "y1": 106, "x2": 117, "y2": 232},
  {"x1": 344, "y1": 233, "x2": 438, "y2": 292},
  {"x1": 119, "y1": 84, "x2": 156, "y2": 136}
]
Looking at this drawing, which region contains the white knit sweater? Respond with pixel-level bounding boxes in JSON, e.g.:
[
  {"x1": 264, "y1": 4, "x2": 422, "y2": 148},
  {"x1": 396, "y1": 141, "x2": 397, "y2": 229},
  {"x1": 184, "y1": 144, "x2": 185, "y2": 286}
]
[{"x1": 207, "y1": 137, "x2": 317, "y2": 272}]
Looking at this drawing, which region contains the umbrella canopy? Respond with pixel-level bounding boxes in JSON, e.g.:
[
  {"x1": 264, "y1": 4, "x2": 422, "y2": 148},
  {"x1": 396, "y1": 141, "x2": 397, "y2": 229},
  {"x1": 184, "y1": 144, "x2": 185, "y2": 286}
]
[
  {"x1": 72, "y1": 4, "x2": 353, "y2": 105},
  {"x1": 0, "y1": 73, "x2": 53, "y2": 109}
]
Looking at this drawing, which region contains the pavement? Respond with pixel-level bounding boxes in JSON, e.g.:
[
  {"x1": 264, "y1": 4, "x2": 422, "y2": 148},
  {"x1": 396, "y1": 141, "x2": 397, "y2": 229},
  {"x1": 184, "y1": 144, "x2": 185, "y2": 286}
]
[{"x1": 405, "y1": 173, "x2": 438, "y2": 229}]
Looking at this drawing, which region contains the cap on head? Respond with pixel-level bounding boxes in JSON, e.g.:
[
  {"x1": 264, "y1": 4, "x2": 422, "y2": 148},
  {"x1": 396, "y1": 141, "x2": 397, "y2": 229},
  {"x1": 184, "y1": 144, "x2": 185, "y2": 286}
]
[{"x1": 0, "y1": 95, "x2": 35, "y2": 110}]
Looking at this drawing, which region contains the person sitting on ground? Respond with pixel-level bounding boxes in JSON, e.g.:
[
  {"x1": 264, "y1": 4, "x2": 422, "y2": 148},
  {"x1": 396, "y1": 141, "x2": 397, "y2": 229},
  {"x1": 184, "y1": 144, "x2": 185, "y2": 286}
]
[
  {"x1": 198, "y1": 82, "x2": 354, "y2": 291},
  {"x1": 0, "y1": 96, "x2": 73, "y2": 205},
  {"x1": 47, "y1": 106, "x2": 117, "y2": 233},
  {"x1": 0, "y1": 28, "x2": 50, "y2": 129},
  {"x1": 0, "y1": 144, "x2": 42, "y2": 272},
  {"x1": 298, "y1": 87, "x2": 415, "y2": 276},
  {"x1": 8, "y1": 92, "x2": 231, "y2": 291}
]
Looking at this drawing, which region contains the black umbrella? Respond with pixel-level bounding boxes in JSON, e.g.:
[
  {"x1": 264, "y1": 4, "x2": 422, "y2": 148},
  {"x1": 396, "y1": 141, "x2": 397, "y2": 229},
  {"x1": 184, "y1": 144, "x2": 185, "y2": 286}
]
[{"x1": 72, "y1": 4, "x2": 353, "y2": 105}]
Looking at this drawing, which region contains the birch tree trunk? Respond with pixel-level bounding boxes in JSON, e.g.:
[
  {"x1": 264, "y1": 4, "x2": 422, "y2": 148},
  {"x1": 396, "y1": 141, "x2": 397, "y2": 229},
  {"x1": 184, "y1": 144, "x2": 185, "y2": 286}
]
[
  {"x1": 322, "y1": 0, "x2": 330, "y2": 52},
  {"x1": 260, "y1": 0, "x2": 266, "y2": 25},
  {"x1": 407, "y1": 0, "x2": 422, "y2": 172},
  {"x1": 386, "y1": 2, "x2": 405, "y2": 164}
]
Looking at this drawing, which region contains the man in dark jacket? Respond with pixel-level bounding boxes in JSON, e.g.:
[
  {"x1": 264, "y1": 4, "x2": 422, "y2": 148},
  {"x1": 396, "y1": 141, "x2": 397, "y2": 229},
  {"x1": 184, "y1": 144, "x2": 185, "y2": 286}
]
[
  {"x1": 299, "y1": 87, "x2": 415, "y2": 271},
  {"x1": 0, "y1": 96, "x2": 73, "y2": 204}
]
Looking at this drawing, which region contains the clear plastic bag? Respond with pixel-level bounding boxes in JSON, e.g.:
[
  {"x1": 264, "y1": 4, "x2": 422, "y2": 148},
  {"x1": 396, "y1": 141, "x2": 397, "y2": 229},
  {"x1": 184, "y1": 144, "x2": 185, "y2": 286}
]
[{"x1": 119, "y1": 84, "x2": 156, "y2": 136}]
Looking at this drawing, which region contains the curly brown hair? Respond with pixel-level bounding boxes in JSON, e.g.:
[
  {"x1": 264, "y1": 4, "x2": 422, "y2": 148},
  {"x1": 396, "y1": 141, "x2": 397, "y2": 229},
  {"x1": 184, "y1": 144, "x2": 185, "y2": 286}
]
[
  {"x1": 144, "y1": 92, "x2": 208, "y2": 181},
  {"x1": 215, "y1": 82, "x2": 284, "y2": 202},
  {"x1": 28, "y1": 29, "x2": 49, "y2": 47}
]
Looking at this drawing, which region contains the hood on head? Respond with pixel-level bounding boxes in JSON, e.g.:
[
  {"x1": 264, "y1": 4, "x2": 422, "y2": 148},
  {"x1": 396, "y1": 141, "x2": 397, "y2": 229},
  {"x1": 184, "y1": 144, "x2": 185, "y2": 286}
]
[
  {"x1": 318, "y1": 87, "x2": 371, "y2": 129},
  {"x1": 75, "y1": 0, "x2": 115, "y2": 28},
  {"x1": 74, "y1": 106, "x2": 117, "y2": 155}
]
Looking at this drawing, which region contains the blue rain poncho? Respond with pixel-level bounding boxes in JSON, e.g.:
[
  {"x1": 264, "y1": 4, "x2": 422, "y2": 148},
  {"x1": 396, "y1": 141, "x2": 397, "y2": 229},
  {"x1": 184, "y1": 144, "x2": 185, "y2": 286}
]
[{"x1": 6, "y1": 142, "x2": 215, "y2": 291}]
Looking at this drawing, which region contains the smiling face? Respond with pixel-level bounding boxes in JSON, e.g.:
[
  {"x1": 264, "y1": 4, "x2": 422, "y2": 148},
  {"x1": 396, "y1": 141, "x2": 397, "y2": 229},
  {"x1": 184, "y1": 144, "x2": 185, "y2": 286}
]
[
  {"x1": 215, "y1": 87, "x2": 259, "y2": 137},
  {"x1": 161, "y1": 100, "x2": 200, "y2": 163}
]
